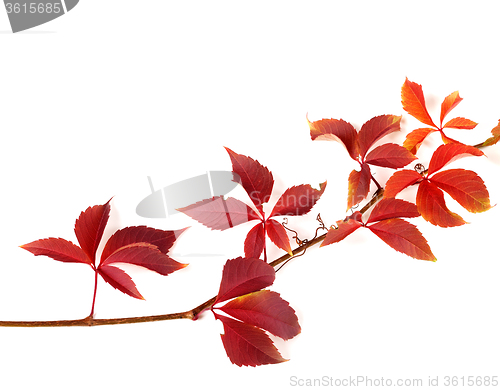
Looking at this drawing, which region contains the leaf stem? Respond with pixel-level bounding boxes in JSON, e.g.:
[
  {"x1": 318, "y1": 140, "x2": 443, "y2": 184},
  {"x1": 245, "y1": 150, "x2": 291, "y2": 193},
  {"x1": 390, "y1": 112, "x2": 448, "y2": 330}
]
[{"x1": 89, "y1": 268, "x2": 99, "y2": 318}]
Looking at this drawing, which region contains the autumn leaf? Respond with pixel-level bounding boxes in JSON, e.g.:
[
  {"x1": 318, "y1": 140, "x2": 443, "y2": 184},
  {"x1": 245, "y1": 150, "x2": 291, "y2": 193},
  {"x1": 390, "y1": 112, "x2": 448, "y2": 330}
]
[
  {"x1": 20, "y1": 237, "x2": 91, "y2": 265},
  {"x1": 215, "y1": 257, "x2": 275, "y2": 304},
  {"x1": 383, "y1": 169, "x2": 423, "y2": 198},
  {"x1": 265, "y1": 219, "x2": 293, "y2": 256},
  {"x1": 481, "y1": 120, "x2": 500, "y2": 147},
  {"x1": 366, "y1": 198, "x2": 420, "y2": 224},
  {"x1": 347, "y1": 163, "x2": 371, "y2": 210},
  {"x1": 401, "y1": 78, "x2": 436, "y2": 128},
  {"x1": 442, "y1": 117, "x2": 478, "y2": 130},
  {"x1": 357, "y1": 115, "x2": 402, "y2": 158},
  {"x1": 269, "y1": 182, "x2": 327, "y2": 217},
  {"x1": 427, "y1": 143, "x2": 484, "y2": 176},
  {"x1": 98, "y1": 265, "x2": 144, "y2": 300},
  {"x1": 364, "y1": 143, "x2": 417, "y2": 169},
  {"x1": 440, "y1": 91, "x2": 463, "y2": 126},
  {"x1": 215, "y1": 313, "x2": 288, "y2": 367},
  {"x1": 367, "y1": 218, "x2": 436, "y2": 261},
  {"x1": 320, "y1": 212, "x2": 363, "y2": 247},
  {"x1": 308, "y1": 117, "x2": 359, "y2": 160},
  {"x1": 218, "y1": 290, "x2": 301, "y2": 340},
  {"x1": 403, "y1": 128, "x2": 437, "y2": 154}
]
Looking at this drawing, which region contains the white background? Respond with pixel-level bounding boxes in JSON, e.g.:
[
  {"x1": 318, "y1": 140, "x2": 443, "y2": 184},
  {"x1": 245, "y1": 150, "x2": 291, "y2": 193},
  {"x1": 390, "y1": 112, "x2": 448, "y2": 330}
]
[{"x1": 1, "y1": 1, "x2": 499, "y2": 389}]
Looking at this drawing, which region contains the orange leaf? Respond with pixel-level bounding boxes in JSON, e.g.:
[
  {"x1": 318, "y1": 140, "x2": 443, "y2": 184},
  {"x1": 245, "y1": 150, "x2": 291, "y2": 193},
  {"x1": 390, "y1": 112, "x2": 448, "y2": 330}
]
[
  {"x1": 347, "y1": 163, "x2": 371, "y2": 210},
  {"x1": 383, "y1": 169, "x2": 423, "y2": 198},
  {"x1": 401, "y1": 78, "x2": 437, "y2": 128},
  {"x1": 320, "y1": 212, "x2": 363, "y2": 247},
  {"x1": 403, "y1": 128, "x2": 436, "y2": 155},
  {"x1": 367, "y1": 218, "x2": 436, "y2": 261},
  {"x1": 440, "y1": 91, "x2": 462, "y2": 126},
  {"x1": 427, "y1": 143, "x2": 484, "y2": 176},
  {"x1": 430, "y1": 169, "x2": 491, "y2": 213},
  {"x1": 367, "y1": 198, "x2": 420, "y2": 224},
  {"x1": 482, "y1": 120, "x2": 500, "y2": 147},
  {"x1": 416, "y1": 180, "x2": 466, "y2": 227},
  {"x1": 442, "y1": 117, "x2": 478, "y2": 130}
]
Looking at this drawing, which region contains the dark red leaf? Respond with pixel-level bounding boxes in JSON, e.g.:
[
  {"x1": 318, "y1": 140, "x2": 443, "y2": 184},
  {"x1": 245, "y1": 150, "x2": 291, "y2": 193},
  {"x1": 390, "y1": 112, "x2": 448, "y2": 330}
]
[
  {"x1": 74, "y1": 199, "x2": 111, "y2": 265},
  {"x1": 358, "y1": 115, "x2": 402, "y2": 158},
  {"x1": 482, "y1": 120, "x2": 500, "y2": 147},
  {"x1": 244, "y1": 223, "x2": 266, "y2": 259},
  {"x1": 98, "y1": 264, "x2": 144, "y2": 300},
  {"x1": 101, "y1": 226, "x2": 187, "y2": 262},
  {"x1": 99, "y1": 242, "x2": 187, "y2": 276},
  {"x1": 401, "y1": 78, "x2": 437, "y2": 128},
  {"x1": 430, "y1": 169, "x2": 492, "y2": 213},
  {"x1": 320, "y1": 212, "x2": 363, "y2": 247},
  {"x1": 427, "y1": 143, "x2": 484, "y2": 176},
  {"x1": 416, "y1": 180, "x2": 466, "y2": 227},
  {"x1": 364, "y1": 143, "x2": 417, "y2": 169},
  {"x1": 218, "y1": 290, "x2": 301, "y2": 340},
  {"x1": 366, "y1": 198, "x2": 420, "y2": 224},
  {"x1": 20, "y1": 237, "x2": 91, "y2": 265},
  {"x1": 265, "y1": 219, "x2": 292, "y2": 255},
  {"x1": 269, "y1": 182, "x2": 327, "y2": 217},
  {"x1": 367, "y1": 218, "x2": 436, "y2": 261},
  {"x1": 178, "y1": 196, "x2": 260, "y2": 231},
  {"x1": 215, "y1": 257, "x2": 275, "y2": 304},
  {"x1": 308, "y1": 117, "x2": 359, "y2": 160},
  {"x1": 347, "y1": 163, "x2": 371, "y2": 210},
  {"x1": 440, "y1": 91, "x2": 462, "y2": 126},
  {"x1": 403, "y1": 128, "x2": 437, "y2": 155},
  {"x1": 224, "y1": 147, "x2": 274, "y2": 213},
  {"x1": 215, "y1": 313, "x2": 288, "y2": 367},
  {"x1": 442, "y1": 117, "x2": 478, "y2": 130}
]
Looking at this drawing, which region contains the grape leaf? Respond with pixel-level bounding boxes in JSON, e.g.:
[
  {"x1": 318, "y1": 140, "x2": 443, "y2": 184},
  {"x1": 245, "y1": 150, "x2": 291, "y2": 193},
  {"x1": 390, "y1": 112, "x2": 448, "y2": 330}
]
[
  {"x1": 383, "y1": 169, "x2": 423, "y2": 198},
  {"x1": 367, "y1": 198, "x2": 420, "y2": 224},
  {"x1": 358, "y1": 115, "x2": 402, "y2": 158},
  {"x1": 244, "y1": 223, "x2": 266, "y2": 259},
  {"x1": 416, "y1": 180, "x2": 467, "y2": 227},
  {"x1": 218, "y1": 290, "x2": 300, "y2": 340},
  {"x1": 265, "y1": 219, "x2": 292, "y2": 256},
  {"x1": 74, "y1": 199, "x2": 111, "y2": 265},
  {"x1": 364, "y1": 143, "x2": 417, "y2": 169},
  {"x1": 269, "y1": 182, "x2": 327, "y2": 217},
  {"x1": 347, "y1": 163, "x2": 371, "y2": 210},
  {"x1": 401, "y1": 78, "x2": 437, "y2": 128},
  {"x1": 98, "y1": 264, "x2": 144, "y2": 300},
  {"x1": 442, "y1": 117, "x2": 478, "y2": 130},
  {"x1": 403, "y1": 128, "x2": 437, "y2": 155},
  {"x1": 320, "y1": 212, "x2": 363, "y2": 247},
  {"x1": 177, "y1": 196, "x2": 260, "y2": 231},
  {"x1": 20, "y1": 237, "x2": 91, "y2": 265},
  {"x1": 367, "y1": 218, "x2": 436, "y2": 261},
  {"x1": 215, "y1": 313, "x2": 288, "y2": 367},
  {"x1": 440, "y1": 91, "x2": 462, "y2": 126},
  {"x1": 308, "y1": 117, "x2": 359, "y2": 160},
  {"x1": 430, "y1": 169, "x2": 491, "y2": 213},
  {"x1": 224, "y1": 147, "x2": 274, "y2": 213},
  {"x1": 215, "y1": 257, "x2": 275, "y2": 304},
  {"x1": 427, "y1": 143, "x2": 484, "y2": 176}
]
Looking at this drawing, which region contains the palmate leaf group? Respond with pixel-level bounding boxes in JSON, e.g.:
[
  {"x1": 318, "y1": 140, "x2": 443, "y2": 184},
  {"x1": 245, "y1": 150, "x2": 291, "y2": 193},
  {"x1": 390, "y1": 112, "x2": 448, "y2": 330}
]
[{"x1": 21, "y1": 200, "x2": 187, "y2": 304}]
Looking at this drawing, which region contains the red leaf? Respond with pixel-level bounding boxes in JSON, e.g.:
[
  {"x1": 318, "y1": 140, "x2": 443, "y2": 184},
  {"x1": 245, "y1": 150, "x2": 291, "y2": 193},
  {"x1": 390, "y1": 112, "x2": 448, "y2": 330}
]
[
  {"x1": 218, "y1": 290, "x2": 301, "y2": 340},
  {"x1": 366, "y1": 198, "x2": 420, "y2": 224},
  {"x1": 224, "y1": 147, "x2": 274, "y2": 212},
  {"x1": 384, "y1": 169, "x2": 423, "y2": 198},
  {"x1": 308, "y1": 117, "x2": 359, "y2": 160},
  {"x1": 101, "y1": 226, "x2": 187, "y2": 261},
  {"x1": 364, "y1": 143, "x2": 417, "y2": 169},
  {"x1": 427, "y1": 143, "x2": 484, "y2": 176},
  {"x1": 482, "y1": 120, "x2": 500, "y2": 147},
  {"x1": 367, "y1": 218, "x2": 436, "y2": 261},
  {"x1": 320, "y1": 212, "x2": 363, "y2": 247},
  {"x1": 347, "y1": 163, "x2": 371, "y2": 210},
  {"x1": 401, "y1": 78, "x2": 437, "y2": 128},
  {"x1": 269, "y1": 182, "x2": 327, "y2": 218},
  {"x1": 215, "y1": 313, "x2": 287, "y2": 367},
  {"x1": 443, "y1": 117, "x2": 478, "y2": 130},
  {"x1": 98, "y1": 265, "x2": 144, "y2": 300},
  {"x1": 416, "y1": 180, "x2": 466, "y2": 227},
  {"x1": 100, "y1": 242, "x2": 187, "y2": 276},
  {"x1": 178, "y1": 196, "x2": 260, "y2": 231},
  {"x1": 244, "y1": 223, "x2": 266, "y2": 259},
  {"x1": 403, "y1": 128, "x2": 437, "y2": 155},
  {"x1": 430, "y1": 169, "x2": 492, "y2": 213},
  {"x1": 358, "y1": 115, "x2": 402, "y2": 158},
  {"x1": 440, "y1": 91, "x2": 462, "y2": 126},
  {"x1": 265, "y1": 219, "x2": 292, "y2": 256},
  {"x1": 215, "y1": 257, "x2": 275, "y2": 304},
  {"x1": 74, "y1": 199, "x2": 111, "y2": 265},
  {"x1": 20, "y1": 237, "x2": 91, "y2": 265}
]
